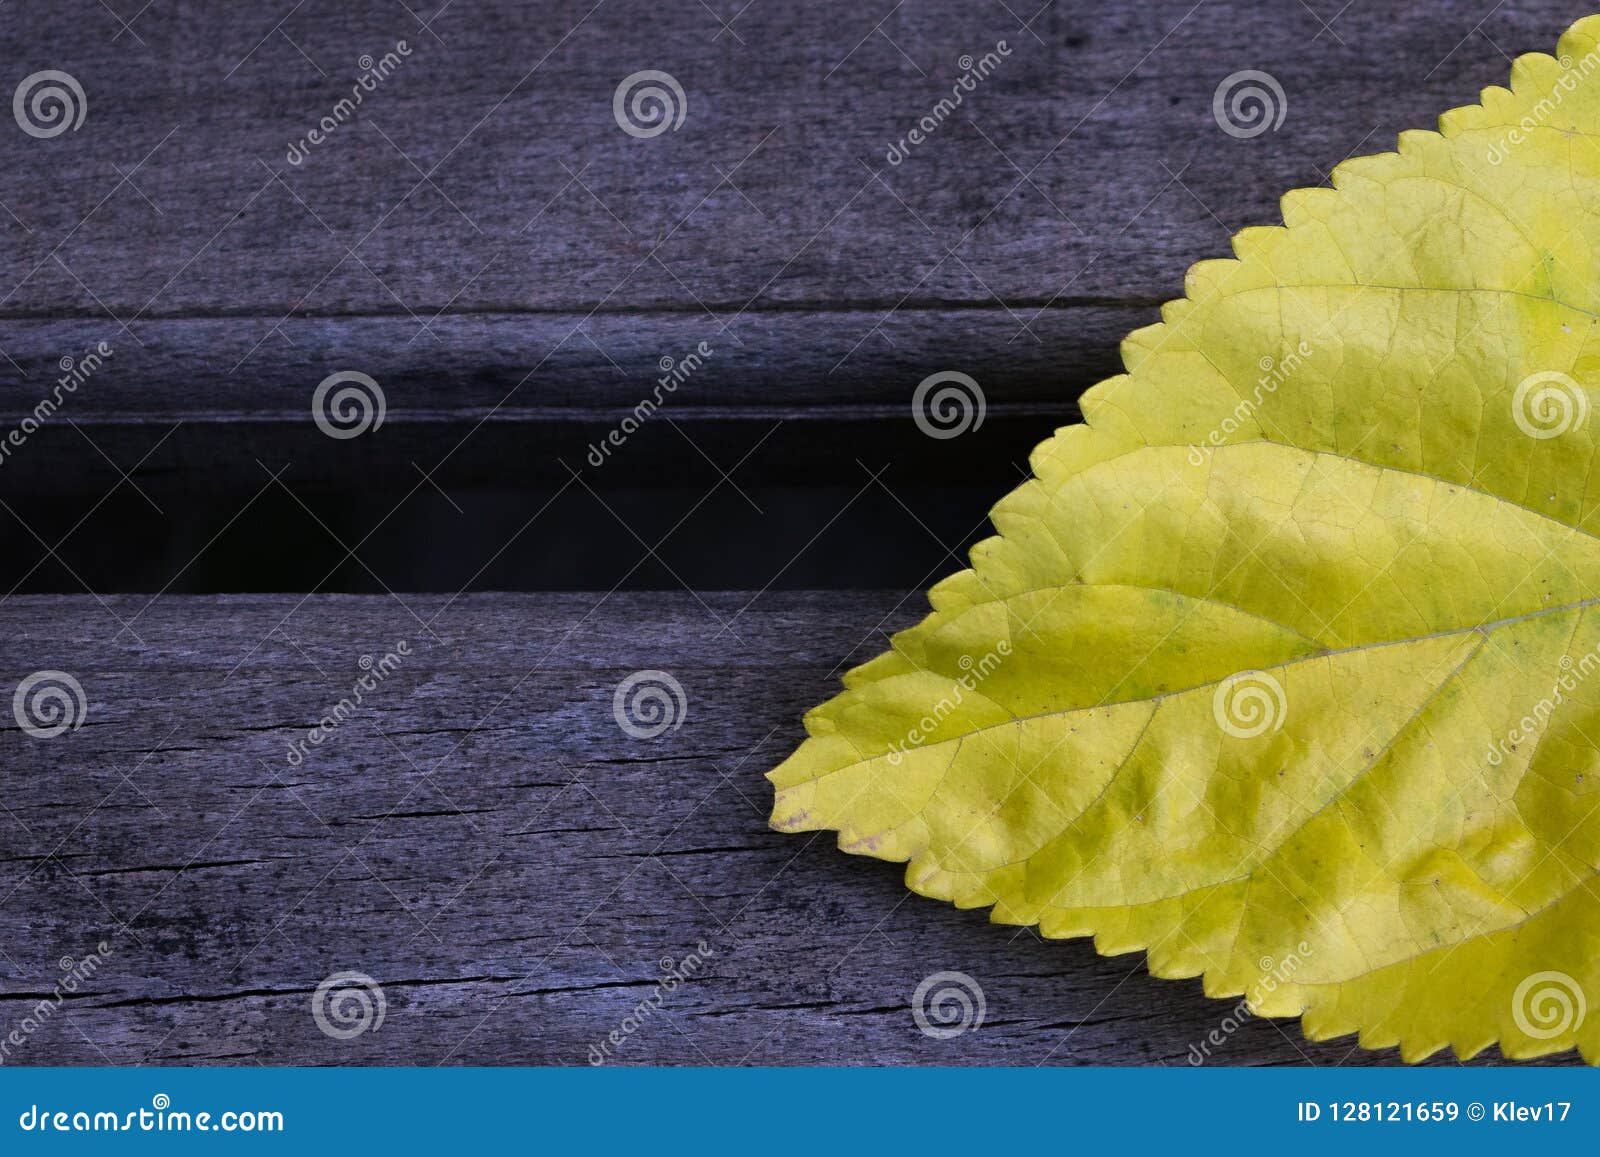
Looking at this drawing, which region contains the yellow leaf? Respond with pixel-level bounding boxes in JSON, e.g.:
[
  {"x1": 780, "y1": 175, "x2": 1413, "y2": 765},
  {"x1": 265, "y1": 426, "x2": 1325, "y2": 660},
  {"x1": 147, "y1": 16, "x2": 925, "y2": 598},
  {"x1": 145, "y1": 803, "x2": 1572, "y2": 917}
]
[{"x1": 768, "y1": 15, "x2": 1600, "y2": 1063}]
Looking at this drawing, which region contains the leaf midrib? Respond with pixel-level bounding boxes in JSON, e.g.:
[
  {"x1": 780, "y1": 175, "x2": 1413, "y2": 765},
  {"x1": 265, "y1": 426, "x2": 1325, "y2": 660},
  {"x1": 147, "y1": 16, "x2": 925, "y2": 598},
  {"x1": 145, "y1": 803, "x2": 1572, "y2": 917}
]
[{"x1": 850, "y1": 590, "x2": 1600, "y2": 771}]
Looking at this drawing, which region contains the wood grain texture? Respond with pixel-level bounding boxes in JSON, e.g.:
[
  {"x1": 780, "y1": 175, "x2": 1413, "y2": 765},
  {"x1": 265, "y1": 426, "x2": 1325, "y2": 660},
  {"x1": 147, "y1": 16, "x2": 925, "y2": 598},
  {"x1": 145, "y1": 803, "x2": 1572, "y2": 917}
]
[
  {"x1": 0, "y1": 593, "x2": 1581, "y2": 1066},
  {"x1": 0, "y1": 0, "x2": 1574, "y2": 313},
  {"x1": 0, "y1": 0, "x2": 1585, "y2": 431}
]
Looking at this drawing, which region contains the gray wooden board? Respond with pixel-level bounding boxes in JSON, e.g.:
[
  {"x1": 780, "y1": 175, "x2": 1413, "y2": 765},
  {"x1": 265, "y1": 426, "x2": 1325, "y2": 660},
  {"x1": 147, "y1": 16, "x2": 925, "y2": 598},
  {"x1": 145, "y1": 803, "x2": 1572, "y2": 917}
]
[
  {"x1": 0, "y1": 593, "x2": 1580, "y2": 1065},
  {"x1": 0, "y1": 0, "x2": 1578, "y2": 315},
  {"x1": 0, "y1": 0, "x2": 1591, "y2": 477}
]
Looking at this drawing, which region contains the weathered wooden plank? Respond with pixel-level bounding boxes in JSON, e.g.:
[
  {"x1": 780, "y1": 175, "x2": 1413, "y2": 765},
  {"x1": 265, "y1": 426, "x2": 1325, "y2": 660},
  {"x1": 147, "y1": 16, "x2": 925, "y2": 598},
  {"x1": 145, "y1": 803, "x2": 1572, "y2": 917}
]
[
  {"x1": 0, "y1": 0, "x2": 1581, "y2": 517},
  {"x1": 0, "y1": 308, "x2": 1142, "y2": 418},
  {"x1": 0, "y1": 593, "x2": 1579, "y2": 1065},
  {"x1": 0, "y1": 0, "x2": 1573, "y2": 318}
]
